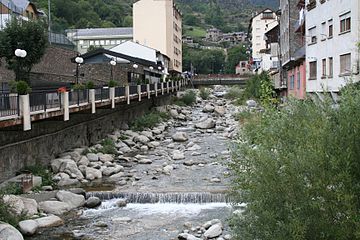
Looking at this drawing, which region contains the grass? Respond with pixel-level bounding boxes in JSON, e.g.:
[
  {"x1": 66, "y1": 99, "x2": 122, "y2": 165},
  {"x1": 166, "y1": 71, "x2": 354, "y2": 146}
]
[
  {"x1": 130, "y1": 111, "x2": 170, "y2": 132},
  {"x1": 23, "y1": 165, "x2": 54, "y2": 187},
  {"x1": 173, "y1": 90, "x2": 197, "y2": 106},
  {"x1": 184, "y1": 25, "x2": 206, "y2": 38},
  {"x1": 99, "y1": 138, "x2": 117, "y2": 155},
  {"x1": 199, "y1": 87, "x2": 211, "y2": 100}
]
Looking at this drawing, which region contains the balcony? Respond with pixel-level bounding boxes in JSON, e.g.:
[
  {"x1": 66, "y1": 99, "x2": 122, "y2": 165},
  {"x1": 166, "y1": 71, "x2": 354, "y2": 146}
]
[{"x1": 307, "y1": 0, "x2": 316, "y2": 11}]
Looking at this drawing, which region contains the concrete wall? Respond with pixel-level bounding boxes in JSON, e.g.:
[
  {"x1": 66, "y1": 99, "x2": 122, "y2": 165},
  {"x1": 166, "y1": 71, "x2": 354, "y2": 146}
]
[
  {"x1": 0, "y1": 95, "x2": 172, "y2": 183},
  {"x1": 287, "y1": 61, "x2": 306, "y2": 99}
]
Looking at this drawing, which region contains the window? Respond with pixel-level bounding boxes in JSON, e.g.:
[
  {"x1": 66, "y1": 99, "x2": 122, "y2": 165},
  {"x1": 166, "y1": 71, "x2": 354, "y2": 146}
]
[
  {"x1": 289, "y1": 75, "x2": 295, "y2": 90},
  {"x1": 297, "y1": 72, "x2": 301, "y2": 90},
  {"x1": 100, "y1": 40, "x2": 105, "y2": 45},
  {"x1": 105, "y1": 40, "x2": 110, "y2": 45},
  {"x1": 322, "y1": 59, "x2": 327, "y2": 77},
  {"x1": 308, "y1": 27, "x2": 317, "y2": 44},
  {"x1": 309, "y1": 61, "x2": 317, "y2": 79},
  {"x1": 340, "y1": 12, "x2": 351, "y2": 33},
  {"x1": 89, "y1": 40, "x2": 94, "y2": 45},
  {"x1": 329, "y1": 57, "x2": 333, "y2": 77},
  {"x1": 340, "y1": 53, "x2": 351, "y2": 74},
  {"x1": 110, "y1": 40, "x2": 116, "y2": 45},
  {"x1": 321, "y1": 22, "x2": 326, "y2": 40},
  {"x1": 95, "y1": 40, "x2": 100, "y2": 45},
  {"x1": 79, "y1": 40, "x2": 84, "y2": 45},
  {"x1": 328, "y1": 19, "x2": 333, "y2": 38}
]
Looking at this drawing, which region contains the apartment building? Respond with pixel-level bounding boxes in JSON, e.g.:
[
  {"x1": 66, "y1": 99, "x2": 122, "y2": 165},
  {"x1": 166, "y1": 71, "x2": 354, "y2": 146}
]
[
  {"x1": 306, "y1": 0, "x2": 360, "y2": 97},
  {"x1": 249, "y1": 8, "x2": 278, "y2": 71},
  {"x1": 133, "y1": 0, "x2": 182, "y2": 74},
  {"x1": 66, "y1": 28, "x2": 133, "y2": 54},
  {"x1": 0, "y1": 0, "x2": 40, "y2": 29}
]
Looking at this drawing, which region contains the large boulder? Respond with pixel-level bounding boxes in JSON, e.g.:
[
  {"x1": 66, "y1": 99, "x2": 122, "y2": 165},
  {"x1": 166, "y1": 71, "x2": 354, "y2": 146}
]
[
  {"x1": 85, "y1": 167, "x2": 102, "y2": 180},
  {"x1": 134, "y1": 135, "x2": 150, "y2": 144},
  {"x1": 172, "y1": 132, "x2": 189, "y2": 142},
  {"x1": 195, "y1": 118, "x2": 216, "y2": 129},
  {"x1": 60, "y1": 161, "x2": 84, "y2": 180},
  {"x1": 0, "y1": 222, "x2": 24, "y2": 240},
  {"x1": 38, "y1": 201, "x2": 70, "y2": 215},
  {"x1": 169, "y1": 109, "x2": 179, "y2": 118},
  {"x1": 56, "y1": 191, "x2": 85, "y2": 209},
  {"x1": 19, "y1": 220, "x2": 38, "y2": 236},
  {"x1": 98, "y1": 154, "x2": 114, "y2": 163},
  {"x1": 2, "y1": 195, "x2": 24, "y2": 216},
  {"x1": 35, "y1": 215, "x2": 64, "y2": 228},
  {"x1": 20, "y1": 197, "x2": 38, "y2": 217},
  {"x1": 78, "y1": 156, "x2": 90, "y2": 166},
  {"x1": 203, "y1": 104, "x2": 215, "y2": 113},
  {"x1": 203, "y1": 223, "x2": 223, "y2": 239},
  {"x1": 86, "y1": 197, "x2": 102, "y2": 208},
  {"x1": 86, "y1": 153, "x2": 99, "y2": 162}
]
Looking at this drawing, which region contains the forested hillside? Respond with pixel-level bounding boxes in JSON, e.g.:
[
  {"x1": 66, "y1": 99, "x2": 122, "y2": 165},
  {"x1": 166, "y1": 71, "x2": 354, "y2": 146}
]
[{"x1": 32, "y1": 0, "x2": 278, "y2": 33}]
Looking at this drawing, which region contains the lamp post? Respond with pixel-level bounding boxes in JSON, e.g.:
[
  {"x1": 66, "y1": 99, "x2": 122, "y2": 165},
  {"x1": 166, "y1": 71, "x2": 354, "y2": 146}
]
[
  {"x1": 132, "y1": 63, "x2": 138, "y2": 83},
  {"x1": 75, "y1": 56, "x2": 84, "y2": 85},
  {"x1": 110, "y1": 58, "x2": 116, "y2": 81},
  {"x1": 15, "y1": 49, "x2": 27, "y2": 81}
]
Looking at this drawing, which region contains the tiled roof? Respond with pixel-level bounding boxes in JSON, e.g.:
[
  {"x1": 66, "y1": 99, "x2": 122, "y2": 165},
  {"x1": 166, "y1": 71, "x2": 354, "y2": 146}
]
[{"x1": 72, "y1": 27, "x2": 133, "y2": 37}]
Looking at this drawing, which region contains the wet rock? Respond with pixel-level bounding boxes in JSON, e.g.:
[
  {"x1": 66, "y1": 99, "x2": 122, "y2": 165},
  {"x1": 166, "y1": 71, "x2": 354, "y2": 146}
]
[
  {"x1": 116, "y1": 199, "x2": 127, "y2": 207},
  {"x1": 86, "y1": 197, "x2": 102, "y2": 208},
  {"x1": 19, "y1": 220, "x2": 38, "y2": 236},
  {"x1": 118, "y1": 180, "x2": 127, "y2": 186},
  {"x1": 108, "y1": 172, "x2": 125, "y2": 180},
  {"x1": 172, "y1": 150, "x2": 185, "y2": 160},
  {"x1": 148, "y1": 141, "x2": 160, "y2": 148},
  {"x1": 85, "y1": 167, "x2": 102, "y2": 180},
  {"x1": 172, "y1": 132, "x2": 189, "y2": 142},
  {"x1": 184, "y1": 222, "x2": 192, "y2": 229},
  {"x1": 56, "y1": 191, "x2": 85, "y2": 209},
  {"x1": 183, "y1": 160, "x2": 196, "y2": 166},
  {"x1": 0, "y1": 222, "x2": 24, "y2": 240},
  {"x1": 191, "y1": 152, "x2": 201, "y2": 156},
  {"x1": 36, "y1": 215, "x2": 64, "y2": 228},
  {"x1": 39, "y1": 201, "x2": 70, "y2": 215},
  {"x1": 195, "y1": 119, "x2": 216, "y2": 129},
  {"x1": 112, "y1": 217, "x2": 132, "y2": 223},
  {"x1": 204, "y1": 223, "x2": 223, "y2": 239},
  {"x1": 58, "y1": 178, "x2": 80, "y2": 187}
]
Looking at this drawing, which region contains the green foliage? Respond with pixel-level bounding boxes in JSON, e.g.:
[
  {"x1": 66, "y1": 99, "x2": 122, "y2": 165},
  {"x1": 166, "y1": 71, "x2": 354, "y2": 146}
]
[
  {"x1": 0, "y1": 18, "x2": 48, "y2": 83},
  {"x1": 259, "y1": 73, "x2": 277, "y2": 107},
  {"x1": 23, "y1": 165, "x2": 54, "y2": 187},
  {"x1": 174, "y1": 90, "x2": 197, "y2": 106},
  {"x1": 229, "y1": 86, "x2": 360, "y2": 240},
  {"x1": 99, "y1": 138, "x2": 117, "y2": 155},
  {"x1": 108, "y1": 80, "x2": 117, "y2": 88},
  {"x1": 130, "y1": 111, "x2": 170, "y2": 131},
  {"x1": 199, "y1": 87, "x2": 211, "y2": 100},
  {"x1": 72, "y1": 83, "x2": 85, "y2": 90},
  {"x1": 14, "y1": 81, "x2": 32, "y2": 95},
  {"x1": 85, "y1": 81, "x2": 95, "y2": 89},
  {"x1": 225, "y1": 45, "x2": 248, "y2": 74},
  {"x1": 0, "y1": 183, "x2": 24, "y2": 227},
  {"x1": 225, "y1": 86, "x2": 243, "y2": 100},
  {"x1": 0, "y1": 183, "x2": 23, "y2": 196}
]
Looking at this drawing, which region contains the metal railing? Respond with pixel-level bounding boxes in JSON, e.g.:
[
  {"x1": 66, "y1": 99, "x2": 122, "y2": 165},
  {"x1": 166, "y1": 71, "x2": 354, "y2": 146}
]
[
  {"x1": 69, "y1": 89, "x2": 89, "y2": 106},
  {"x1": 115, "y1": 87, "x2": 125, "y2": 98},
  {"x1": 141, "y1": 85, "x2": 147, "y2": 93},
  {"x1": 130, "y1": 86, "x2": 138, "y2": 95},
  {"x1": 150, "y1": 84, "x2": 155, "y2": 91},
  {"x1": 95, "y1": 88, "x2": 110, "y2": 102},
  {"x1": 30, "y1": 92, "x2": 62, "y2": 112},
  {"x1": 0, "y1": 94, "x2": 19, "y2": 117}
]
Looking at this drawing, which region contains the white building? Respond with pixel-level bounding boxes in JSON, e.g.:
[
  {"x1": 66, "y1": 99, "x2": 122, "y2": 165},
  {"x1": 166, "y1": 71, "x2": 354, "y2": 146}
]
[
  {"x1": 249, "y1": 9, "x2": 278, "y2": 72},
  {"x1": 66, "y1": 27, "x2": 133, "y2": 54},
  {"x1": 306, "y1": 0, "x2": 360, "y2": 96}
]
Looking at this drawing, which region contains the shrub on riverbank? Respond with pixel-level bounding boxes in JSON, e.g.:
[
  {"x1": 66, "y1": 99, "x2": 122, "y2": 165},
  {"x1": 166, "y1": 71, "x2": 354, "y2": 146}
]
[
  {"x1": 23, "y1": 165, "x2": 54, "y2": 188},
  {"x1": 229, "y1": 85, "x2": 360, "y2": 240},
  {"x1": 199, "y1": 87, "x2": 211, "y2": 100},
  {"x1": 0, "y1": 183, "x2": 24, "y2": 227},
  {"x1": 130, "y1": 111, "x2": 169, "y2": 131},
  {"x1": 173, "y1": 90, "x2": 197, "y2": 106}
]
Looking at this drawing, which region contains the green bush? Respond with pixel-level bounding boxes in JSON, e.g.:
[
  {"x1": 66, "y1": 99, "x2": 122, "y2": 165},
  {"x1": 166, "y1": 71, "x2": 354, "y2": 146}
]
[
  {"x1": 130, "y1": 111, "x2": 170, "y2": 131},
  {"x1": 199, "y1": 87, "x2": 211, "y2": 100},
  {"x1": 85, "y1": 81, "x2": 95, "y2": 89},
  {"x1": 0, "y1": 183, "x2": 24, "y2": 227},
  {"x1": 179, "y1": 90, "x2": 196, "y2": 106},
  {"x1": 72, "y1": 83, "x2": 85, "y2": 90},
  {"x1": 229, "y1": 86, "x2": 360, "y2": 240},
  {"x1": 225, "y1": 86, "x2": 243, "y2": 100},
  {"x1": 99, "y1": 138, "x2": 117, "y2": 155},
  {"x1": 23, "y1": 165, "x2": 54, "y2": 187},
  {"x1": 15, "y1": 81, "x2": 31, "y2": 95},
  {"x1": 108, "y1": 80, "x2": 117, "y2": 87}
]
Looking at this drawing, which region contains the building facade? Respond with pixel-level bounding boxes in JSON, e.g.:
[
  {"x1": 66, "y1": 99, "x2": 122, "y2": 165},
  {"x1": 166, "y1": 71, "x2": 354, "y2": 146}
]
[
  {"x1": 306, "y1": 0, "x2": 360, "y2": 96},
  {"x1": 0, "y1": 0, "x2": 40, "y2": 29},
  {"x1": 66, "y1": 28, "x2": 133, "y2": 54},
  {"x1": 249, "y1": 9, "x2": 278, "y2": 72},
  {"x1": 133, "y1": 0, "x2": 182, "y2": 74}
]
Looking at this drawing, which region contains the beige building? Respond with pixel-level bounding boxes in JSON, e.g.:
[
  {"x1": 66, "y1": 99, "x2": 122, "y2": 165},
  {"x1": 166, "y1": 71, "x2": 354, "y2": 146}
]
[{"x1": 133, "y1": 0, "x2": 182, "y2": 74}]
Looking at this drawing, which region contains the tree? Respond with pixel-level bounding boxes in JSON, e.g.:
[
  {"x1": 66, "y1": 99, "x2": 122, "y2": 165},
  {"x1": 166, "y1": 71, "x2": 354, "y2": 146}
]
[
  {"x1": 0, "y1": 18, "x2": 48, "y2": 83},
  {"x1": 225, "y1": 45, "x2": 248, "y2": 74}
]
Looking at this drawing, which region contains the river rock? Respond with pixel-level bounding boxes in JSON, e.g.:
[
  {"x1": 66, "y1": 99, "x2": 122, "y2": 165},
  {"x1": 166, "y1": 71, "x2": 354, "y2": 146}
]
[
  {"x1": 51, "y1": 158, "x2": 67, "y2": 173},
  {"x1": 0, "y1": 221, "x2": 24, "y2": 240},
  {"x1": 211, "y1": 177, "x2": 221, "y2": 183},
  {"x1": 108, "y1": 172, "x2": 125, "y2": 180},
  {"x1": 58, "y1": 178, "x2": 80, "y2": 187},
  {"x1": 99, "y1": 154, "x2": 114, "y2": 163},
  {"x1": 172, "y1": 150, "x2": 185, "y2": 160},
  {"x1": 2, "y1": 195, "x2": 24, "y2": 216},
  {"x1": 187, "y1": 144, "x2": 201, "y2": 151},
  {"x1": 61, "y1": 161, "x2": 84, "y2": 180},
  {"x1": 86, "y1": 153, "x2": 99, "y2": 162},
  {"x1": 86, "y1": 197, "x2": 102, "y2": 208},
  {"x1": 195, "y1": 118, "x2": 216, "y2": 129},
  {"x1": 134, "y1": 135, "x2": 150, "y2": 144},
  {"x1": 141, "y1": 131, "x2": 153, "y2": 139},
  {"x1": 163, "y1": 165, "x2": 174, "y2": 175},
  {"x1": 56, "y1": 191, "x2": 85, "y2": 209},
  {"x1": 102, "y1": 165, "x2": 122, "y2": 176},
  {"x1": 203, "y1": 104, "x2": 215, "y2": 113},
  {"x1": 140, "y1": 145, "x2": 149, "y2": 152},
  {"x1": 170, "y1": 109, "x2": 179, "y2": 118},
  {"x1": 85, "y1": 167, "x2": 102, "y2": 180},
  {"x1": 116, "y1": 199, "x2": 127, "y2": 207},
  {"x1": 214, "y1": 106, "x2": 226, "y2": 116},
  {"x1": 39, "y1": 201, "x2": 70, "y2": 215},
  {"x1": 246, "y1": 99, "x2": 257, "y2": 108},
  {"x1": 178, "y1": 233, "x2": 201, "y2": 240},
  {"x1": 223, "y1": 234, "x2": 232, "y2": 240},
  {"x1": 21, "y1": 197, "x2": 38, "y2": 217},
  {"x1": 172, "y1": 132, "x2": 189, "y2": 142},
  {"x1": 148, "y1": 141, "x2": 161, "y2": 148},
  {"x1": 78, "y1": 156, "x2": 89, "y2": 166},
  {"x1": 112, "y1": 217, "x2": 132, "y2": 223},
  {"x1": 35, "y1": 215, "x2": 64, "y2": 228},
  {"x1": 139, "y1": 158, "x2": 153, "y2": 164},
  {"x1": 203, "y1": 223, "x2": 223, "y2": 239},
  {"x1": 19, "y1": 220, "x2": 38, "y2": 236}
]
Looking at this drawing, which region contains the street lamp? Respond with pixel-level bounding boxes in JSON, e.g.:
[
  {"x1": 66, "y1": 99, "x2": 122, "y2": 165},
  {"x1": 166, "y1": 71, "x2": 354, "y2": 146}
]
[
  {"x1": 75, "y1": 56, "x2": 84, "y2": 84},
  {"x1": 15, "y1": 49, "x2": 27, "y2": 81},
  {"x1": 132, "y1": 63, "x2": 138, "y2": 82},
  {"x1": 110, "y1": 58, "x2": 116, "y2": 81}
]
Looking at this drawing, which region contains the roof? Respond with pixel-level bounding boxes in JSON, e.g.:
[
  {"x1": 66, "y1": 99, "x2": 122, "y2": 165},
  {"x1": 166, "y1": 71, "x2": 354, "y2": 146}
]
[
  {"x1": 71, "y1": 27, "x2": 133, "y2": 38},
  {"x1": 12, "y1": 0, "x2": 28, "y2": 10},
  {"x1": 0, "y1": 0, "x2": 23, "y2": 14}
]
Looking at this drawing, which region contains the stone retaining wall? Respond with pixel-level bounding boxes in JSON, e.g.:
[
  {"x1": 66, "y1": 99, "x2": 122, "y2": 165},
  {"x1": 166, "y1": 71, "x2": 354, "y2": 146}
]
[{"x1": 0, "y1": 95, "x2": 172, "y2": 183}]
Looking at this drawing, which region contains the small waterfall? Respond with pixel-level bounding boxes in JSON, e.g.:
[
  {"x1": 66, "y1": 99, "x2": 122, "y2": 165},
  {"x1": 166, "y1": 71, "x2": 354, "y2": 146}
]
[{"x1": 86, "y1": 192, "x2": 230, "y2": 204}]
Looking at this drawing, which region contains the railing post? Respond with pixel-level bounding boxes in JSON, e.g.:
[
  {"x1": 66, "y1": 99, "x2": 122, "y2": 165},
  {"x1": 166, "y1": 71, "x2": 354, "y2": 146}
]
[
  {"x1": 167, "y1": 82, "x2": 170, "y2": 94},
  {"x1": 137, "y1": 85, "x2": 141, "y2": 102},
  {"x1": 89, "y1": 89, "x2": 96, "y2": 114},
  {"x1": 147, "y1": 84, "x2": 150, "y2": 99},
  {"x1": 43, "y1": 93, "x2": 47, "y2": 112},
  {"x1": 171, "y1": 81, "x2": 174, "y2": 92},
  {"x1": 125, "y1": 85, "x2": 130, "y2": 105},
  {"x1": 62, "y1": 91, "x2": 69, "y2": 121},
  {"x1": 161, "y1": 82, "x2": 164, "y2": 95},
  {"x1": 155, "y1": 83, "x2": 158, "y2": 97},
  {"x1": 19, "y1": 94, "x2": 31, "y2": 131},
  {"x1": 110, "y1": 87, "x2": 115, "y2": 109}
]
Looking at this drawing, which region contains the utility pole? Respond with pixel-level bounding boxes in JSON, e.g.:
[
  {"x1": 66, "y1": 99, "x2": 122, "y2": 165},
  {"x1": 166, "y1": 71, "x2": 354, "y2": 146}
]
[{"x1": 48, "y1": 0, "x2": 51, "y2": 45}]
